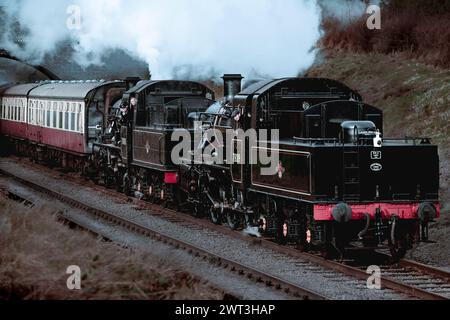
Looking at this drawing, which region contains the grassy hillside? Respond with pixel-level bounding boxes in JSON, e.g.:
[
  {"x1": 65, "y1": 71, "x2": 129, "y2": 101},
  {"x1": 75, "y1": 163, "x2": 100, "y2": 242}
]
[
  {"x1": 306, "y1": 52, "x2": 450, "y2": 213},
  {"x1": 319, "y1": 1, "x2": 450, "y2": 69}
]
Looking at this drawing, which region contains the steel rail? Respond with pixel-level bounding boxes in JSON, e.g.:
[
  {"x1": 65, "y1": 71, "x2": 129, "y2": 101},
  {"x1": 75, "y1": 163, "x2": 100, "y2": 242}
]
[{"x1": 0, "y1": 168, "x2": 327, "y2": 300}]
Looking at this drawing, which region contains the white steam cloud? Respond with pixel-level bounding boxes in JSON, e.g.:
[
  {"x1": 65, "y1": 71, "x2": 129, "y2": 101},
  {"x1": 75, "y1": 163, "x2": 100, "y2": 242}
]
[{"x1": 0, "y1": 0, "x2": 321, "y2": 80}]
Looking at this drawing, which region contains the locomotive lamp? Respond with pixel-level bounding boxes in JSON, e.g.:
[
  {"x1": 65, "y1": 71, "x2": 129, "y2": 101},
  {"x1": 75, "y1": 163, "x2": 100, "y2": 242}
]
[{"x1": 373, "y1": 130, "x2": 382, "y2": 148}]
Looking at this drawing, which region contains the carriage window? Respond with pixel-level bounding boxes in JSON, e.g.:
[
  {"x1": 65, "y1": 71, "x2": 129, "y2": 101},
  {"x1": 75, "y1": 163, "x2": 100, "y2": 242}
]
[
  {"x1": 70, "y1": 103, "x2": 75, "y2": 131},
  {"x1": 21, "y1": 100, "x2": 25, "y2": 122},
  {"x1": 59, "y1": 111, "x2": 63, "y2": 129},
  {"x1": 76, "y1": 103, "x2": 81, "y2": 132},
  {"x1": 70, "y1": 112, "x2": 75, "y2": 131},
  {"x1": 66, "y1": 102, "x2": 70, "y2": 123},
  {"x1": 79, "y1": 112, "x2": 83, "y2": 132},
  {"x1": 45, "y1": 102, "x2": 50, "y2": 126},
  {"x1": 46, "y1": 110, "x2": 51, "y2": 127},
  {"x1": 15, "y1": 101, "x2": 19, "y2": 121},
  {"x1": 18, "y1": 100, "x2": 21, "y2": 122},
  {"x1": 64, "y1": 112, "x2": 69, "y2": 130},
  {"x1": 52, "y1": 102, "x2": 57, "y2": 128},
  {"x1": 35, "y1": 104, "x2": 38, "y2": 125},
  {"x1": 34, "y1": 102, "x2": 37, "y2": 124}
]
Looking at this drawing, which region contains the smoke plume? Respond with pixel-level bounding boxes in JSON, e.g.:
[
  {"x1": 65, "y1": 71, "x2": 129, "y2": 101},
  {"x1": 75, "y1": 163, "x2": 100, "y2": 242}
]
[{"x1": 0, "y1": 0, "x2": 322, "y2": 80}]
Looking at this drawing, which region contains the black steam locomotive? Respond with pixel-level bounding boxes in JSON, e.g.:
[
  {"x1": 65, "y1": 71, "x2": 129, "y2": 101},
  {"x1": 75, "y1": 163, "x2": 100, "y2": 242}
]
[{"x1": 0, "y1": 75, "x2": 440, "y2": 259}]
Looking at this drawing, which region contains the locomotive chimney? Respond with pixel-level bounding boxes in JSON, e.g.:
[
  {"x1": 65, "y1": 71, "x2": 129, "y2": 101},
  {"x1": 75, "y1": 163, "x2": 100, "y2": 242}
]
[{"x1": 222, "y1": 74, "x2": 243, "y2": 103}]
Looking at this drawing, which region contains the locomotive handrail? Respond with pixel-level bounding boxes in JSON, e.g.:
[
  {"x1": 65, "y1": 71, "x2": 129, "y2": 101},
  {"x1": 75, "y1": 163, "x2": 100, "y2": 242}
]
[
  {"x1": 158, "y1": 136, "x2": 164, "y2": 165},
  {"x1": 152, "y1": 123, "x2": 183, "y2": 128},
  {"x1": 358, "y1": 137, "x2": 432, "y2": 145},
  {"x1": 92, "y1": 142, "x2": 121, "y2": 151},
  {"x1": 385, "y1": 137, "x2": 432, "y2": 145},
  {"x1": 292, "y1": 137, "x2": 340, "y2": 146}
]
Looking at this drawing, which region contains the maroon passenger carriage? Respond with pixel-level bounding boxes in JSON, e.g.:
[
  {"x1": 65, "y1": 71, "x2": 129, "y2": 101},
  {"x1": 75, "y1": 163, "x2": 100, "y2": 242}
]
[{"x1": 0, "y1": 80, "x2": 127, "y2": 169}]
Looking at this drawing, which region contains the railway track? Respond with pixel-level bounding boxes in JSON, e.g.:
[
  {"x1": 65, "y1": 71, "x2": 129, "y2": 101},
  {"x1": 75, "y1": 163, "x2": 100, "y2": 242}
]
[
  {"x1": 0, "y1": 167, "x2": 327, "y2": 300},
  {"x1": 1, "y1": 158, "x2": 449, "y2": 300},
  {"x1": 96, "y1": 187, "x2": 450, "y2": 300}
]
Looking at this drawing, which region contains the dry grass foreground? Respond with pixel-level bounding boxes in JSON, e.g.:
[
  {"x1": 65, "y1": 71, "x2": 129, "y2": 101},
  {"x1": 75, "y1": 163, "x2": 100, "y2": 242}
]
[{"x1": 0, "y1": 195, "x2": 223, "y2": 300}]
